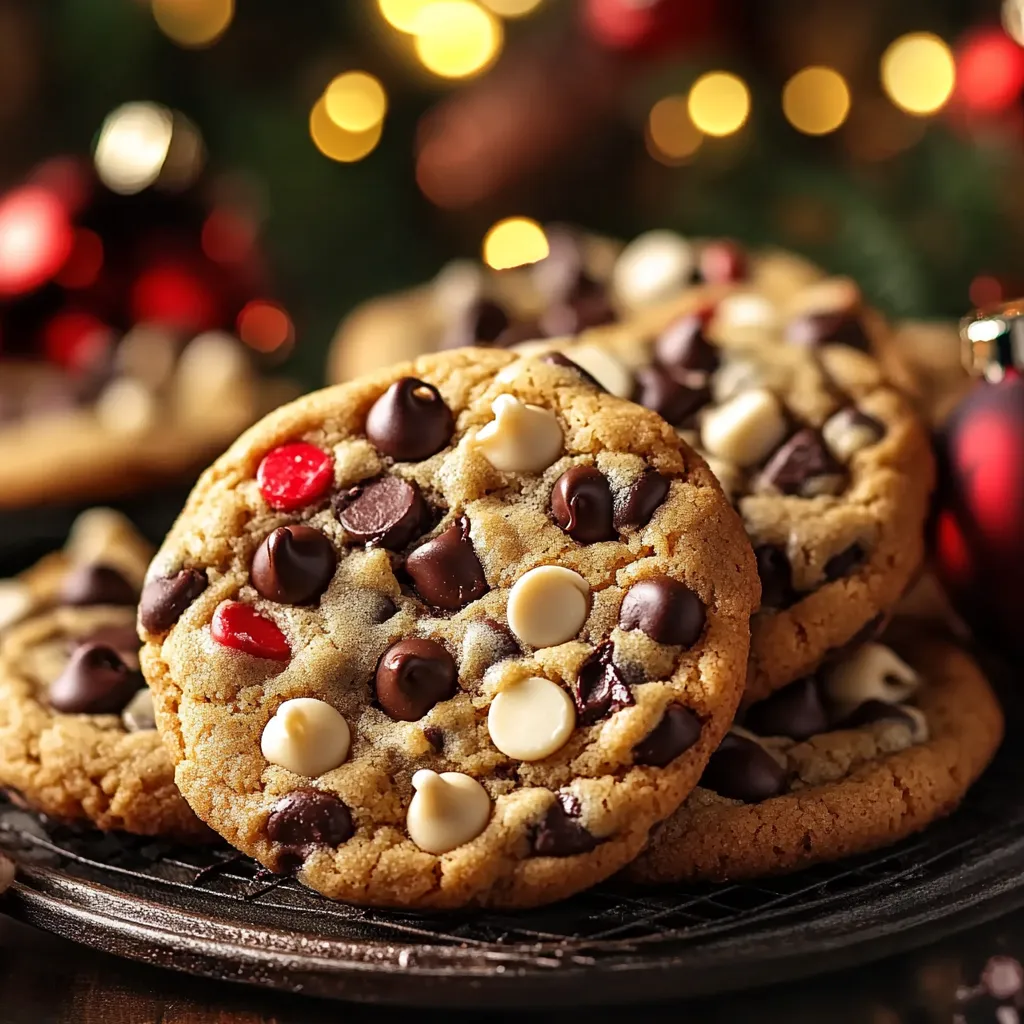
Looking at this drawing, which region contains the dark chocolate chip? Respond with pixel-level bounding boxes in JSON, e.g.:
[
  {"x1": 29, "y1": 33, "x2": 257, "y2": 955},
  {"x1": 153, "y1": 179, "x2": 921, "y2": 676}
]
[
  {"x1": 530, "y1": 792, "x2": 598, "y2": 857},
  {"x1": 337, "y1": 476, "x2": 429, "y2": 550},
  {"x1": 757, "y1": 429, "x2": 844, "y2": 495},
  {"x1": 139, "y1": 568, "x2": 208, "y2": 634},
  {"x1": 49, "y1": 643, "x2": 144, "y2": 715},
  {"x1": 634, "y1": 366, "x2": 710, "y2": 425},
  {"x1": 786, "y1": 312, "x2": 871, "y2": 352},
  {"x1": 551, "y1": 466, "x2": 615, "y2": 543},
  {"x1": 423, "y1": 725, "x2": 445, "y2": 752},
  {"x1": 633, "y1": 705, "x2": 702, "y2": 767},
  {"x1": 60, "y1": 564, "x2": 137, "y2": 607},
  {"x1": 834, "y1": 699, "x2": 918, "y2": 732},
  {"x1": 754, "y1": 545, "x2": 797, "y2": 609},
  {"x1": 443, "y1": 298, "x2": 512, "y2": 349},
  {"x1": 538, "y1": 290, "x2": 617, "y2": 337},
  {"x1": 618, "y1": 576, "x2": 706, "y2": 647},
  {"x1": 699, "y1": 733, "x2": 787, "y2": 803},
  {"x1": 824, "y1": 543, "x2": 866, "y2": 582},
  {"x1": 405, "y1": 516, "x2": 488, "y2": 611},
  {"x1": 573, "y1": 641, "x2": 634, "y2": 725},
  {"x1": 82, "y1": 624, "x2": 141, "y2": 668},
  {"x1": 374, "y1": 637, "x2": 458, "y2": 721},
  {"x1": 743, "y1": 677, "x2": 828, "y2": 741},
  {"x1": 614, "y1": 469, "x2": 670, "y2": 530},
  {"x1": 266, "y1": 788, "x2": 354, "y2": 868},
  {"x1": 654, "y1": 315, "x2": 719, "y2": 374},
  {"x1": 698, "y1": 240, "x2": 748, "y2": 284},
  {"x1": 541, "y1": 351, "x2": 607, "y2": 392},
  {"x1": 251, "y1": 525, "x2": 337, "y2": 606},
  {"x1": 365, "y1": 377, "x2": 454, "y2": 462}
]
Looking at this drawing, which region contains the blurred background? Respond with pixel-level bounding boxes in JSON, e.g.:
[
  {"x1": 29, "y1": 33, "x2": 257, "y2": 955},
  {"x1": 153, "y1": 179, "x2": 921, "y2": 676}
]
[{"x1": 0, "y1": 0, "x2": 1023, "y2": 388}]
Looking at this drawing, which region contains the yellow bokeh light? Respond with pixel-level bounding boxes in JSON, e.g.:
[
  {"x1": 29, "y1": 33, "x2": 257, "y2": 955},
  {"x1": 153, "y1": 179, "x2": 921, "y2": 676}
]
[
  {"x1": 413, "y1": 1, "x2": 503, "y2": 80},
  {"x1": 782, "y1": 66, "x2": 851, "y2": 135},
  {"x1": 881, "y1": 33, "x2": 956, "y2": 116},
  {"x1": 378, "y1": 0, "x2": 430, "y2": 32},
  {"x1": 646, "y1": 95, "x2": 703, "y2": 164},
  {"x1": 324, "y1": 72, "x2": 388, "y2": 133},
  {"x1": 687, "y1": 72, "x2": 751, "y2": 137},
  {"x1": 310, "y1": 97, "x2": 383, "y2": 163},
  {"x1": 152, "y1": 0, "x2": 234, "y2": 48},
  {"x1": 482, "y1": 217, "x2": 549, "y2": 270},
  {"x1": 481, "y1": 0, "x2": 544, "y2": 16}
]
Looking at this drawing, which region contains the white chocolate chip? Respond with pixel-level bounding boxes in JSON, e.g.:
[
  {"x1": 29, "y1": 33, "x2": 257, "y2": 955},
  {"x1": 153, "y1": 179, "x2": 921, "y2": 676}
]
[
  {"x1": 714, "y1": 294, "x2": 779, "y2": 332},
  {"x1": 565, "y1": 344, "x2": 635, "y2": 398},
  {"x1": 95, "y1": 378, "x2": 157, "y2": 437},
  {"x1": 895, "y1": 705, "x2": 929, "y2": 744},
  {"x1": 0, "y1": 581, "x2": 32, "y2": 632},
  {"x1": 122, "y1": 688, "x2": 156, "y2": 732},
  {"x1": 822, "y1": 409, "x2": 884, "y2": 463},
  {"x1": 611, "y1": 230, "x2": 695, "y2": 310},
  {"x1": 822, "y1": 643, "x2": 921, "y2": 712},
  {"x1": 261, "y1": 698, "x2": 351, "y2": 777},
  {"x1": 475, "y1": 394, "x2": 563, "y2": 473},
  {"x1": 487, "y1": 676, "x2": 576, "y2": 761},
  {"x1": 711, "y1": 358, "x2": 763, "y2": 403},
  {"x1": 506, "y1": 565, "x2": 589, "y2": 648},
  {"x1": 701, "y1": 388, "x2": 788, "y2": 467},
  {"x1": 406, "y1": 769, "x2": 491, "y2": 854}
]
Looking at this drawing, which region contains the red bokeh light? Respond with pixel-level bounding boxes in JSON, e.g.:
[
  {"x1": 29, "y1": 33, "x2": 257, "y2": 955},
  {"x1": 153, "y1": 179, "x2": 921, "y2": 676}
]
[
  {"x1": 131, "y1": 263, "x2": 219, "y2": 332},
  {"x1": 237, "y1": 299, "x2": 294, "y2": 353},
  {"x1": 42, "y1": 311, "x2": 111, "y2": 371},
  {"x1": 55, "y1": 229, "x2": 104, "y2": 289},
  {"x1": 0, "y1": 186, "x2": 74, "y2": 297},
  {"x1": 201, "y1": 209, "x2": 257, "y2": 265},
  {"x1": 956, "y1": 28, "x2": 1024, "y2": 113}
]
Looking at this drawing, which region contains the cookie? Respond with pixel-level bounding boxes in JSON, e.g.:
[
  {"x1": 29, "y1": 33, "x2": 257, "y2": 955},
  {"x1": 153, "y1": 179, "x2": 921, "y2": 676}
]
[
  {"x1": 624, "y1": 631, "x2": 1003, "y2": 883},
  {"x1": 535, "y1": 280, "x2": 934, "y2": 702},
  {"x1": 139, "y1": 347, "x2": 759, "y2": 908},
  {"x1": 0, "y1": 604, "x2": 206, "y2": 838},
  {"x1": 0, "y1": 329, "x2": 298, "y2": 509},
  {"x1": 328, "y1": 228, "x2": 827, "y2": 384}
]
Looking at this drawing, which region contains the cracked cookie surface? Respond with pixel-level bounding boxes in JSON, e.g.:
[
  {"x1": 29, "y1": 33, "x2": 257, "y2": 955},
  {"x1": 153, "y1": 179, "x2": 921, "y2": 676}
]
[
  {"x1": 624, "y1": 631, "x2": 1003, "y2": 883},
  {"x1": 140, "y1": 348, "x2": 759, "y2": 908}
]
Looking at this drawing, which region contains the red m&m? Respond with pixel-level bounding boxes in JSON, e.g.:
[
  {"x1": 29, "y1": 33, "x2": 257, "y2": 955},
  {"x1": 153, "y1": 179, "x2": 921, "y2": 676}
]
[
  {"x1": 257, "y1": 443, "x2": 334, "y2": 511},
  {"x1": 211, "y1": 601, "x2": 290, "y2": 661}
]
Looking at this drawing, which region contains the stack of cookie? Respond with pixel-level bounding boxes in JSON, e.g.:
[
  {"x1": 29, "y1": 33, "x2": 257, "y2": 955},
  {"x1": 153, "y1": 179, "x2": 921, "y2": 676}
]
[{"x1": 0, "y1": 228, "x2": 1004, "y2": 912}]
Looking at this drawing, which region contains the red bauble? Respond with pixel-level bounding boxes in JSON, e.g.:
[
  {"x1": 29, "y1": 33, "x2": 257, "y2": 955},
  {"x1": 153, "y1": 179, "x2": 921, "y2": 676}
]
[
  {"x1": 582, "y1": 0, "x2": 717, "y2": 55},
  {"x1": 935, "y1": 374, "x2": 1024, "y2": 653}
]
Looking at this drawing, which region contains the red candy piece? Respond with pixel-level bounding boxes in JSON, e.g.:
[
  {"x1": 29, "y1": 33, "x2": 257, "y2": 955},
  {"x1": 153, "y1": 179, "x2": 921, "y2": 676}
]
[
  {"x1": 257, "y1": 443, "x2": 334, "y2": 511},
  {"x1": 211, "y1": 602, "x2": 290, "y2": 661}
]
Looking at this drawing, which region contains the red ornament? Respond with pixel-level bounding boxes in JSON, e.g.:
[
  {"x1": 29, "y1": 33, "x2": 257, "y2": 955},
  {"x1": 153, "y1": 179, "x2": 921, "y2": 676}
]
[
  {"x1": 257, "y1": 443, "x2": 334, "y2": 511},
  {"x1": 935, "y1": 374, "x2": 1024, "y2": 653},
  {"x1": 582, "y1": 0, "x2": 717, "y2": 55},
  {"x1": 211, "y1": 602, "x2": 291, "y2": 661},
  {"x1": 955, "y1": 28, "x2": 1024, "y2": 114}
]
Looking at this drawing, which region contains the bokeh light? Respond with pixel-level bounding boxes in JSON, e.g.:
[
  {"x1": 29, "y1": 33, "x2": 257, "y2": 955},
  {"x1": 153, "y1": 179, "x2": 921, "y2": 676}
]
[
  {"x1": 956, "y1": 28, "x2": 1024, "y2": 113},
  {"x1": 687, "y1": 72, "x2": 751, "y2": 137},
  {"x1": 413, "y1": 1, "x2": 503, "y2": 80},
  {"x1": 237, "y1": 300, "x2": 295, "y2": 354},
  {"x1": 1004, "y1": 0, "x2": 1024, "y2": 46},
  {"x1": 151, "y1": 0, "x2": 234, "y2": 49},
  {"x1": 42, "y1": 312, "x2": 111, "y2": 371},
  {"x1": 132, "y1": 263, "x2": 219, "y2": 331},
  {"x1": 481, "y1": 0, "x2": 543, "y2": 16},
  {"x1": 482, "y1": 217, "x2": 549, "y2": 270},
  {"x1": 378, "y1": 0, "x2": 430, "y2": 33},
  {"x1": 94, "y1": 102, "x2": 174, "y2": 195},
  {"x1": 55, "y1": 229, "x2": 104, "y2": 289},
  {"x1": 310, "y1": 96, "x2": 383, "y2": 163},
  {"x1": 970, "y1": 274, "x2": 1004, "y2": 309},
  {"x1": 0, "y1": 186, "x2": 73, "y2": 297},
  {"x1": 324, "y1": 72, "x2": 388, "y2": 133},
  {"x1": 202, "y1": 209, "x2": 256, "y2": 265},
  {"x1": 782, "y1": 67, "x2": 851, "y2": 135},
  {"x1": 646, "y1": 95, "x2": 703, "y2": 164},
  {"x1": 881, "y1": 33, "x2": 956, "y2": 116}
]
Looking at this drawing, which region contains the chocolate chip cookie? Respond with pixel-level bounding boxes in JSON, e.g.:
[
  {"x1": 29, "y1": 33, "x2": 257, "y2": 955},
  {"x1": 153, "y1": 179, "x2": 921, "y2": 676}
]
[
  {"x1": 139, "y1": 348, "x2": 759, "y2": 908},
  {"x1": 535, "y1": 283, "x2": 934, "y2": 702},
  {"x1": 624, "y1": 631, "x2": 1003, "y2": 883},
  {"x1": 0, "y1": 605, "x2": 205, "y2": 837}
]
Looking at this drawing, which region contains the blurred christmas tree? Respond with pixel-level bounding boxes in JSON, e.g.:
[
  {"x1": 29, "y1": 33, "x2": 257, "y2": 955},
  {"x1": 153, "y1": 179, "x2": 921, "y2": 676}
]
[{"x1": 3, "y1": 0, "x2": 1023, "y2": 386}]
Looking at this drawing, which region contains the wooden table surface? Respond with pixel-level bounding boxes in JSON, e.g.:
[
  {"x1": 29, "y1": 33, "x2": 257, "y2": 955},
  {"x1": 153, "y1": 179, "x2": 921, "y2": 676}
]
[{"x1": 2, "y1": 901, "x2": 1022, "y2": 1024}]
